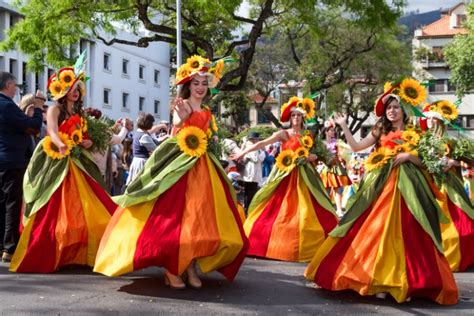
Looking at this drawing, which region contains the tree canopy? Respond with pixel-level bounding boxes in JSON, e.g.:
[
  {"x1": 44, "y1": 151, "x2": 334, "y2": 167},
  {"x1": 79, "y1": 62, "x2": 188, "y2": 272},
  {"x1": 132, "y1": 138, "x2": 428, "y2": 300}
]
[
  {"x1": 445, "y1": 1, "x2": 474, "y2": 97},
  {"x1": 2, "y1": 0, "x2": 405, "y2": 93}
]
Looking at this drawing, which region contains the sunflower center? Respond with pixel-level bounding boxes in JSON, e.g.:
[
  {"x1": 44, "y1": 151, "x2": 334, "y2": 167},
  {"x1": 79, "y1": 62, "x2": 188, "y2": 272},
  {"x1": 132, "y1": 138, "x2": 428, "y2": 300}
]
[
  {"x1": 441, "y1": 106, "x2": 452, "y2": 115},
  {"x1": 72, "y1": 134, "x2": 80, "y2": 143},
  {"x1": 371, "y1": 154, "x2": 384, "y2": 164},
  {"x1": 51, "y1": 142, "x2": 59, "y2": 152},
  {"x1": 282, "y1": 156, "x2": 293, "y2": 166},
  {"x1": 405, "y1": 87, "x2": 418, "y2": 99},
  {"x1": 63, "y1": 75, "x2": 73, "y2": 83},
  {"x1": 185, "y1": 135, "x2": 200, "y2": 150},
  {"x1": 191, "y1": 61, "x2": 200, "y2": 68}
]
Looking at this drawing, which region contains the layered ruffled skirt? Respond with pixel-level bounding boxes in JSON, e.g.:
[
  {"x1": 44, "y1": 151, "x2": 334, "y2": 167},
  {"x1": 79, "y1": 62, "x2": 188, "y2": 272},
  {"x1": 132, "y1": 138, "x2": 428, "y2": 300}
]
[
  {"x1": 305, "y1": 163, "x2": 458, "y2": 305},
  {"x1": 244, "y1": 164, "x2": 338, "y2": 262}
]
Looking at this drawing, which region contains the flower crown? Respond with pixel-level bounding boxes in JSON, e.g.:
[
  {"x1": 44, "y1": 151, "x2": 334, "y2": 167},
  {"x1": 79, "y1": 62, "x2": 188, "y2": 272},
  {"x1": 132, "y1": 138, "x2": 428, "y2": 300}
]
[
  {"x1": 422, "y1": 100, "x2": 458, "y2": 122},
  {"x1": 375, "y1": 77, "x2": 427, "y2": 117},
  {"x1": 280, "y1": 96, "x2": 316, "y2": 122},
  {"x1": 175, "y1": 55, "x2": 225, "y2": 88},
  {"x1": 47, "y1": 51, "x2": 88, "y2": 101}
]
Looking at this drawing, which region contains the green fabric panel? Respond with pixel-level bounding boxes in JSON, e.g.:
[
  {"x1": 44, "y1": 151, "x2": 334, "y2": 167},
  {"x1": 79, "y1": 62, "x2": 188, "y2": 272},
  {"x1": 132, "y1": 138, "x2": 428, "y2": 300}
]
[
  {"x1": 71, "y1": 148, "x2": 107, "y2": 190},
  {"x1": 330, "y1": 163, "x2": 392, "y2": 238},
  {"x1": 444, "y1": 171, "x2": 474, "y2": 219},
  {"x1": 398, "y1": 163, "x2": 444, "y2": 253},
  {"x1": 23, "y1": 140, "x2": 69, "y2": 218},
  {"x1": 113, "y1": 140, "x2": 197, "y2": 207},
  {"x1": 247, "y1": 166, "x2": 290, "y2": 215},
  {"x1": 208, "y1": 152, "x2": 237, "y2": 203},
  {"x1": 299, "y1": 165, "x2": 336, "y2": 214}
]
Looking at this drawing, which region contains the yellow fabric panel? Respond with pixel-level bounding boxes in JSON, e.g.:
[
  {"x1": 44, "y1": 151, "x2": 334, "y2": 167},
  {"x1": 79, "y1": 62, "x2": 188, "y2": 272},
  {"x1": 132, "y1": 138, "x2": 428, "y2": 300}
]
[
  {"x1": 9, "y1": 214, "x2": 37, "y2": 272},
  {"x1": 438, "y1": 186, "x2": 461, "y2": 271},
  {"x1": 93, "y1": 201, "x2": 155, "y2": 276},
  {"x1": 297, "y1": 171, "x2": 325, "y2": 262},
  {"x1": 197, "y1": 155, "x2": 244, "y2": 273}
]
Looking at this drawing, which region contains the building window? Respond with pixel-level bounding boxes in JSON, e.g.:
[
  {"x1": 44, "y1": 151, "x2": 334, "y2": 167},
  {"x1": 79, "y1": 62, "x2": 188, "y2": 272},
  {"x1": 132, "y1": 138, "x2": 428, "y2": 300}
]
[
  {"x1": 459, "y1": 115, "x2": 474, "y2": 129},
  {"x1": 139, "y1": 96, "x2": 145, "y2": 111},
  {"x1": 154, "y1": 100, "x2": 160, "y2": 116},
  {"x1": 456, "y1": 14, "x2": 467, "y2": 27},
  {"x1": 103, "y1": 89, "x2": 111, "y2": 105},
  {"x1": 103, "y1": 53, "x2": 111, "y2": 71},
  {"x1": 428, "y1": 79, "x2": 445, "y2": 93},
  {"x1": 122, "y1": 59, "x2": 129, "y2": 74},
  {"x1": 122, "y1": 93, "x2": 129, "y2": 109},
  {"x1": 35, "y1": 72, "x2": 40, "y2": 91},
  {"x1": 257, "y1": 108, "x2": 271, "y2": 124},
  {"x1": 447, "y1": 80, "x2": 456, "y2": 92},
  {"x1": 431, "y1": 46, "x2": 444, "y2": 62},
  {"x1": 9, "y1": 59, "x2": 17, "y2": 77},
  {"x1": 154, "y1": 70, "x2": 160, "y2": 85},
  {"x1": 139, "y1": 65, "x2": 145, "y2": 80}
]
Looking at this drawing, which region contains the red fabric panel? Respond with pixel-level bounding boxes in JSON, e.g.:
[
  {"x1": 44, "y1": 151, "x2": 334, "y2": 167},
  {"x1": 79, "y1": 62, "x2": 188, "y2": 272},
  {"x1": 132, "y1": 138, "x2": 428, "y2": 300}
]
[
  {"x1": 311, "y1": 198, "x2": 338, "y2": 237},
  {"x1": 246, "y1": 175, "x2": 291, "y2": 257},
  {"x1": 314, "y1": 208, "x2": 372, "y2": 288},
  {"x1": 401, "y1": 198, "x2": 443, "y2": 301},
  {"x1": 83, "y1": 172, "x2": 117, "y2": 215},
  {"x1": 447, "y1": 198, "x2": 474, "y2": 271},
  {"x1": 133, "y1": 173, "x2": 188, "y2": 275}
]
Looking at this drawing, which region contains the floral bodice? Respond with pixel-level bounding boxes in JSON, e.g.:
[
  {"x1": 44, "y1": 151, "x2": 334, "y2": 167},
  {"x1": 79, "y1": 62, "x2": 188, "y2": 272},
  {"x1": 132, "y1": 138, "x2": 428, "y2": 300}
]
[{"x1": 282, "y1": 133, "x2": 302, "y2": 151}]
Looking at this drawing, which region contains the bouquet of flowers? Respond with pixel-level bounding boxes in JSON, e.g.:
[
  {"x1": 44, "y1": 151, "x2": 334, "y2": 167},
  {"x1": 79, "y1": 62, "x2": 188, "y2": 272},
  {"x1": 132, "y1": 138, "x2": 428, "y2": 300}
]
[{"x1": 417, "y1": 131, "x2": 449, "y2": 185}]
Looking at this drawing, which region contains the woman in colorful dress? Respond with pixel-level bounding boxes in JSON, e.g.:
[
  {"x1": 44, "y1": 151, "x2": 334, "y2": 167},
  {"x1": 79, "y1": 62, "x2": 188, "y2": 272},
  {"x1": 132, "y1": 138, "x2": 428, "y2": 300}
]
[
  {"x1": 420, "y1": 101, "x2": 474, "y2": 272},
  {"x1": 305, "y1": 79, "x2": 458, "y2": 305},
  {"x1": 94, "y1": 56, "x2": 248, "y2": 290},
  {"x1": 320, "y1": 120, "x2": 351, "y2": 217},
  {"x1": 10, "y1": 59, "x2": 116, "y2": 273},
  {"x1": 231, "y1": 97, "x2": 338, "y2": 263}
]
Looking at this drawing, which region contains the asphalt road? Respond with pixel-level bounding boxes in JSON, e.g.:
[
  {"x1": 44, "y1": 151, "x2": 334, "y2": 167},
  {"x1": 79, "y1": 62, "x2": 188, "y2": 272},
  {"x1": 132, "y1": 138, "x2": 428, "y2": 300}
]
[{"x1": 1, "y1": 258, "x2": 473, "y2": 315}]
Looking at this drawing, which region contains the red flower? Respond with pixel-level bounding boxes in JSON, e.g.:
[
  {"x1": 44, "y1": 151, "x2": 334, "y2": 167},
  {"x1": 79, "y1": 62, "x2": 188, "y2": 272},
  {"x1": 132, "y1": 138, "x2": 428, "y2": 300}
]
[
  {"x1": 59, "y1": 114, "x2": 82, "y2": 136},
  {"x1": 380, "y1": 131, "x2": 403, "y2": 149}
]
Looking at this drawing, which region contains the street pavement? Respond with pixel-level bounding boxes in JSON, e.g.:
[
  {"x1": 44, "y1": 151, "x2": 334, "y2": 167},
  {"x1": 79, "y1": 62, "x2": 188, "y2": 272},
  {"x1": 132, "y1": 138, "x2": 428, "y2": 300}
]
[{"x1": 1, "y1": 258, "x2": 473, "y2": 315}]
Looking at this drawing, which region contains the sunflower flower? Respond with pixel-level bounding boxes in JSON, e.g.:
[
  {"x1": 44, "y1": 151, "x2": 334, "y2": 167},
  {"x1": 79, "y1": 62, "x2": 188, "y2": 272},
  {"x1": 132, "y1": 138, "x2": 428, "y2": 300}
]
[
  {"x1": 301, "y1": 98, "x2": 316, "y2": 119},
  {"x1": 176, "y1": 64, "x2": 193, "y2": 83},
  {"x1": 295, "y1": 147, "x2": 309, "y2": 159},
  {"x1": 393, "y1": 143, "x2": 418, "y2": 156},
  {"x1": 405, "y1": 123, "x2": 415, "y2": 131},
  {"x1": 437, "y1": 100, "x2": 458, "y2": 121},
  {"x1": 210, "y1": 59, "x2": 224, "y2": 80},
  {"x1": 59, "y1": 70, "x2": 75, "y2": 86},
  {"x1": 402, "y1": 130, "x2": 420, "y2": 146},
  {"x1": 384, "y1": 81, "x2": 393, "y2": 93},
  {"x1": 210, "y1": 115, "x2": 218, "y2": 133},
  {"x1": 177, "y1": 126, "x2": 208, "y2": 157},
  {"x1": 276, "y1": 149, "x2": 295, "y2": 172},
  {"x1": 301, "y1": 135, "x2": 313, "y2": 149},
  {"x1": 398, "y1": 78, "x2": 427, "y2": 106},
  {"x1": 70, "y1": 129, "x2": 83, "y2": 145},
  {"x1": 365, "y1": 147, "x2": 393, "y2": 172},
  {"x1": 42, "y1": 132, "x2": 73, "y2": 160},
  {"x1": 49, "y1": 81, "x2": 63, "y2": 96},
  {"x1": 186, "y1": 55, "x2": 210, "y2": 71},
  {"x1": 81, "y1": 117, "x2": 88, "y2": 133}
]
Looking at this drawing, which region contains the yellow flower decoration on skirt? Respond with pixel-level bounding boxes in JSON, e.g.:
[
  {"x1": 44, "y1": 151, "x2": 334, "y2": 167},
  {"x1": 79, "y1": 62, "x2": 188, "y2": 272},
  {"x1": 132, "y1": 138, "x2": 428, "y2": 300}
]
[
  {"x1": 401, "y1": 130, "x2": 420, "y2": 146},
  {"x1": 364, "y1": 147, "x2": 393, "y2": 172},
  {"x1": 43, "y1": 132, "x2": 73, "y2": 160},
  {"x1": 301, "y1": 135, "x2": 313, "y2": 149},
  {"x1": 70, "y1": 129, "x2": 83, "y2": 145},
  {"x1": 295, "y1": 147, "x2": 309, "y2": 159},
  {"x1": 276, "y1": 149, "x2": 295, "y2": 172},
  {"x1": 177, "y1": 126, "x2": 208, "y2": 157}
]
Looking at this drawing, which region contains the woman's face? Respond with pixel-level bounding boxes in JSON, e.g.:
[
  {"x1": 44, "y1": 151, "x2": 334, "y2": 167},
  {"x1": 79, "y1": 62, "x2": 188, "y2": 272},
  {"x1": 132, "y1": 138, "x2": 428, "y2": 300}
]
[
  {"x1": 66, "y1": 84, "x2": 80, "y2": 102},
  {"x1": 326, "y1": 127, "x2": 335, "y2": 138},
  {"x1": 427, "y1": 116, "x2": 442, "y2": 129},
  {"x1": 290, "y1": 111, "x2": 303, "y2": 127},
  {"x1": 385, "y1": 99, "x2": 403, "y2": 123},
  {"x1": 189, "y1": 76, "x2": 208, "y2": 100}
]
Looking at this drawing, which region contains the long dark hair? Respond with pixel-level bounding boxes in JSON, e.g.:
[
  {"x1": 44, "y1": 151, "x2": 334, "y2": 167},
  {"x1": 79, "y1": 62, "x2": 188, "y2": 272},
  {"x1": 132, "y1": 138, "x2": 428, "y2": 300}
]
[
  {"x1": 371, "y1": 96, "x2": 408, "y2": 144},
  {"x1": 57, "y1": 89, "x2": 84, "y2": 124}
]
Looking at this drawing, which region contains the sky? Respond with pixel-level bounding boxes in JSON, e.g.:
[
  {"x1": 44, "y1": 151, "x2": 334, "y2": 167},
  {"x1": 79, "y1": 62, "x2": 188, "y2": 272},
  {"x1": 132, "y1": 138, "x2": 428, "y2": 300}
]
[{"x1": 404, "y1": 0, "x2": 467, "y2": 13}]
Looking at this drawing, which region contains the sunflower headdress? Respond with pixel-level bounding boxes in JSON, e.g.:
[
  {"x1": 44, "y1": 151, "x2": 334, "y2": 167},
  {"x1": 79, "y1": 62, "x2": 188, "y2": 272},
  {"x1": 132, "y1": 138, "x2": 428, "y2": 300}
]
[
  {"x1": 375, "y1": 77, "x2": 427, "y2": 117},
  {"x1": 47, "y1": 51, "x2": 88, "y2": 101},
  {"x1": 175, "y1": 55, "x2": 233, "y2": 88},
  {"x1": 280, "y1": 96, "x2": 316, "y2": 122},
  {"x1": 422, "y1": 100, "x2": 458, "y2": 123}
]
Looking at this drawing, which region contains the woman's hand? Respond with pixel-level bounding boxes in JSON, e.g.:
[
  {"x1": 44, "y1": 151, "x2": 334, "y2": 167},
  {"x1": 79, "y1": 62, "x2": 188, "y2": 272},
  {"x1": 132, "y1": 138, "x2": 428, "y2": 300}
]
[
  {"x1": 229, "y1": 152, "x2": 244, "y2": 162},
  {"x1": 334, "y1": 112, "x2": 347, "y2": 127},
  {"x1": 307, "y1": 153, "x2": 317, "y2": 162},
  {"x1": 393, "y1": 152, "x2": 411, "y2": 167},
  {"x1": 58, "y1": 142, "x2": 68, "y2": 155},
  {"x1": 443, "y1": 158, "x2": 460, "y2": 172},
  {"x1": 81, "y1": 139, "x2": 93, "y2": 149},
  {"x1": 173, "y1": 98, "x2": 192, "y2": 121}
]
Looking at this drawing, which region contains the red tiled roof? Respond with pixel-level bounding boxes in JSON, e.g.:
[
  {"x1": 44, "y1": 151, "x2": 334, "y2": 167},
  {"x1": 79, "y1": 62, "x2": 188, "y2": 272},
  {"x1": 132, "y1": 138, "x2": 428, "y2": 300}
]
[
  {"x1": 249, "y1": 94, "x2": 278, "y2": 103},
  {"x1": 421, "y1": 15, "x2": 468, "y2": 37}
]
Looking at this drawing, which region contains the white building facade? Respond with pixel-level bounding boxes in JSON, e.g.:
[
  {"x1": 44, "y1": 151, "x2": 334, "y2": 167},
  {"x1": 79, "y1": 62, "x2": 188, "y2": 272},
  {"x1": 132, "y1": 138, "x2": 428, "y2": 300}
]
[
  {"x1": 0, "y1": 1, "x2": 170, "y2": 122},
  {"x1": 412, "y1": 2, "x2": 474, "y2": 131}
]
